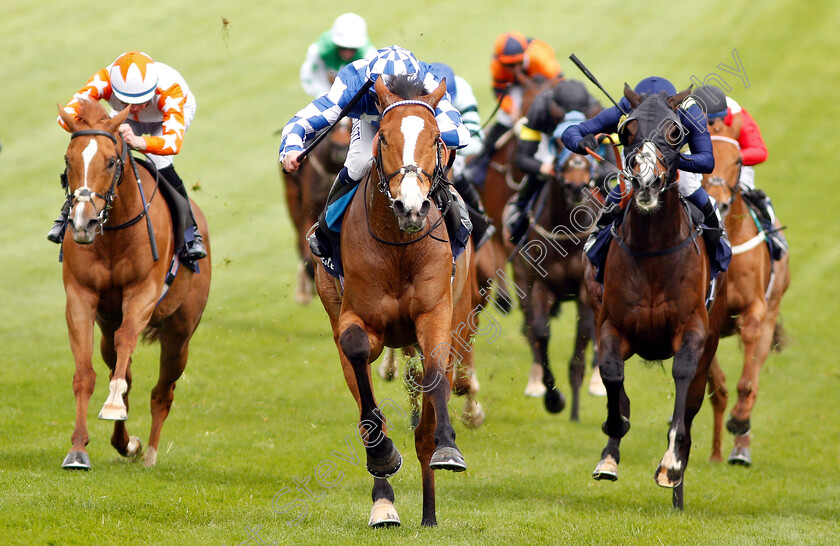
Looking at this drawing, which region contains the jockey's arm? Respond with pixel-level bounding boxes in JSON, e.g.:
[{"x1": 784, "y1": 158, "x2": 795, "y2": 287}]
[
  {"x1": 738, "y1": 109, "x2": 768, "y2": 166},
  {"x1": 515, "y1": 125, "x2": 549, "y2": 175},
  {"x1": 679, "y1": 105, "x2": 714, "y2": 174},
  {"x1": 561, "y1": 106, "x2": 623, "y2": 154}
]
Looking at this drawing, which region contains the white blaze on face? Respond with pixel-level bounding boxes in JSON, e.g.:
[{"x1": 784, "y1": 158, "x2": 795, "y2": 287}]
[
  {"x1": 635, "y1": 142, "x2": 659, "y2": 186},
  {"x1": 397, "y1": 115, "x2": 427, "y2": 212},
  {"x1": 73, "y1": 139, "x2": 99, "y2": 227}
]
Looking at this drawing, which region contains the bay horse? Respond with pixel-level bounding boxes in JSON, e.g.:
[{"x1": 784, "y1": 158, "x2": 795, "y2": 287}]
[
  {"x1": 57, "y1": 99, "x2": 211, "y2": 470},
  {"x1": 702, "y1": 133, "x2": 790, "y2": 465},
  {"x1": 584, "y1": 85, "x2": 728, "y2": 509},
  {"x1": 313, "y1": 74, "x2": 477, "y2": 527},
  {"x1": 280, "y1": 120, "x2": 350, "y2": 305},
  {"x1": 511, "y1": 153, "x2": 599, "y2": 420}
]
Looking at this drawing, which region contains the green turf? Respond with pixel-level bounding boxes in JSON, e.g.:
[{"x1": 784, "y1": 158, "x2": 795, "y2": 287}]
[{"x1": 1, "y1": 0, "x2": 839, "y2": 544}]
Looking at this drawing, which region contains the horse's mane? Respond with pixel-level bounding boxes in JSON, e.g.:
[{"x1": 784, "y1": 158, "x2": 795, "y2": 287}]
[
  {"x1": 385, "y1": 74, "x2": 428, "y2": 99},
  {"x1": 75, "y1": 98, "x2": 109, "y2": 127}
]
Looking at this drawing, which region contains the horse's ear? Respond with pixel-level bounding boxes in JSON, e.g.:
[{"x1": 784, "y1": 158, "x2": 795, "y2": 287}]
[
  {"x1": 374, "y1": 76, "x2": 399, "y2": 111},
  {"x1": 426, "y1": 78, "x2": 447, "y2": 109},
  {"x1": 667, "y1": 85, "x2": 693, "y2": 110},
  {"x1": 624, "y1": 83, "x2": 642, "y2": 108},
  {"x1": 106, "y1": 106, "x2": 131, "y2": 133},
  {"x1": 57, "y1": 103, "x2": 77, "y2": 132}
]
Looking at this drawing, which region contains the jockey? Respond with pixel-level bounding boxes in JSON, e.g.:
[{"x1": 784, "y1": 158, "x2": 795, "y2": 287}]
[
  {"x1": 428, "y1": 62, "x2": 495, "y2": 248},
  {"x1": 465, "y1": 31, "x2": 563, "y2": 187},
  {"x1": 561, "y1": 76, "x2": 730, "y2": 277},
  {"x1": 300, "y1": 13, "x2": 377, "y2": 98},
  {"x1": 51, "y1": 51, "x2": 206, "y2": 261},
  {"x1": 504, "y1": 79, "x2": 601, "y2": 245},
  {"x1": 279, "y1": 46, "x2": 470, "y2": 262},
  {"x1": 692, "y1": 85, "x2": 787, "y2": 258}
]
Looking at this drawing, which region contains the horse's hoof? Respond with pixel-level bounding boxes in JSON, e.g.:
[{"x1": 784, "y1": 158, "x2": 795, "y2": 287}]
[
  {"x1": 430, "y1": 446, "x2": 467, "y2": 472},
  {"x1": 368, "y1": 498, "x2": 401, "y2": 528},
  {"x1": 654, "y1": 464, "x2": 683, "y2": 488},
  {"x1": 143, "y1": 447, "x2": 157, "y2": 468},
  {"x1": 62, "y1": 450, "x2": 91, "y2": 470},
  {"x1": 366, "y1": 441, "x2": 402, "y2": 478},
  {"x1": 726, "y1": 416, "x2": 750, "y2": 436},
  {"x1": 524, "y1": 364, "x2": 546, "y2": 397},
  {"x1": 125, "y1": 436, "x2": 143, "y2": 459},
  {"x1": 98, "y1": 404, "x2": 128, "y2": 421},
  {"x1": 728, "y1": 445, "x2": 752, "y2": 466},
  {"x1": 461, "y1": 403, "x2": 485, "y2": 429},
  {"x1": 601, "y1": 416, "x2": 631, "y2": 438},
  {"x1": 588, "y1": 367, "x2": 607, "y2": 396},
  {"x1": 544, "y1": 388, "x2": 566, "y2": 414},
  {"x1": 592, "y1": 455, "x2": 618, "y2": 481}
]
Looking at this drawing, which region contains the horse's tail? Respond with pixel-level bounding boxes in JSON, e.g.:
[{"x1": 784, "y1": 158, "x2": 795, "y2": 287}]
[
  {"x1": 141, "y1": 324, "x2": 162, "y2": 344},
  {"x1": 772, "y1": 317, "x2": 790, "y2": 353}
]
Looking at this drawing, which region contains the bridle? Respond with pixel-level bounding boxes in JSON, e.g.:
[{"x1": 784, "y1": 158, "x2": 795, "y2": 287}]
[
  {"x1": 374, "y1": 99, "x2": 449, "y2": 207},
  {"x1": 706, "y1": 135, "x2": 743, "y2": 216},
  {"x1": 64, "y1": 130, "x2": 127, "y2": 229},
  {"x1": 64, "y1": 129, "x2": 160, "y2": 233},
  {"x1": 368, "y1": 98, "x2": 452, "y2": 246}
]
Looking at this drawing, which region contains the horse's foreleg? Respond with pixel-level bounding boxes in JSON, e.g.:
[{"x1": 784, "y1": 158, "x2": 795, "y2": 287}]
[
  {"x1": 453, "y1": 327, "x2": 484, "y2": 429},
  {"x1": 655, "y1": 326, "x2": 705, "y2": 491},
  {"x1": 98, "y1": 319, "x2": 141, "y2": 459},
  {"x1": 337, "y1": 321, "x2": 401, "y2": 480},
  {"x1": 62, "y1": 285, "x2": 100, "y2": 470},
  {"x1": 707, "y1": 356, "x2": 728, "y2": 463},
  {"x1": 593, "y1": 321, "x2": 630, "y2": 481},
  {"x1": 99, "y1": 287, "x2": 156, "y2": 421},
  {"x1": 368, "y1": 478, "x2": 400, "y2": 528}
]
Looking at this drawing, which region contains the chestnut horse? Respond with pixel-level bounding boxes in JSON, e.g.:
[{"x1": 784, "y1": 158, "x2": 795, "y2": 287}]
[
  {"x1": 313, "y1": 75, "x2": 476, "y2": 527},
  {"x1": 584, "y1": 86, "x2": 728, "y2": 509},
  {"x1": 511, "y1": 153, "x2": 599, "y2": 420},
  {"x1": 280, "y1": 120, "x2": 350, "y2": 304},
  {"x1": 57, "y1": 99, "x2": 211, "y2": 470},
  {"x1": 702, "y1": 134, "x2": 790, "y2": 466}
]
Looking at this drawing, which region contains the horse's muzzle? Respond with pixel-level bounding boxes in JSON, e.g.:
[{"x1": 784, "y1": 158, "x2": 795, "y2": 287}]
[
  {"x1": 70, "y1": 204, "x2": 100, "y2": 244},
  {"x1": 393, "y1": 198, "x2": 431, "y2": 233}
]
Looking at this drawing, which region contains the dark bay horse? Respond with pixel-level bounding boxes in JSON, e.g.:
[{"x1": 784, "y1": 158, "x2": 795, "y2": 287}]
[
  {"x1": 57, "y1": 99, "x2": 211, "y2": 470},
  {"x1": 313, "y1": 75, "x2": 477, "y2": 527},
  {"x1": 702, "y1": 134, "x2": 790, "y2": 465},
  {"x1": 280, "y1": 120, "x2": 350, "y2": 304},
  {"x1": 584, "y1": 86, "x2": 728, "y2": 509},
  {"x1": 479, "y1": 75, "x2": 559, "y2": 312},
  {"x1": 511, "y1": 153, "x2": 600, "y2": 420}
]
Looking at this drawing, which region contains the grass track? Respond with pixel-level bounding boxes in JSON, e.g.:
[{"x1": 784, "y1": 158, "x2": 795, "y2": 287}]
[{"x1": 1, "y1": 1, "x2": 838, "y2": 544}]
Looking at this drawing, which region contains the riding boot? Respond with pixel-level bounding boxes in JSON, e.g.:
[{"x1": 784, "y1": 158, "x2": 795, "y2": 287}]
[
  {"x1": 159, "y1": 165, "x2": 207, "y2": 260},
  {"x1": 465, "y1": 122, "x2": 510, "y2": 188},
  {"x1": 452, "y1": 173, "x2": 495, "y2": 248},
  {"x1": 310, "y1": 168, "x2": 356, "y2": 258},
  {"x1": 505, "y1": 175, "x2": 545, "y2": 244},
  {"x1": 699, "y1": 198, "x2": 727, "y2": 267},
  {"x1": 47, "y1": 195, "x2": 72, "y2": 244}
]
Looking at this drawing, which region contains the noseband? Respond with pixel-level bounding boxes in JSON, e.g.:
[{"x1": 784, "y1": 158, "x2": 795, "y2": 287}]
[{"x1": 65, "y1": 129, "x2": 128, "y2": 228}]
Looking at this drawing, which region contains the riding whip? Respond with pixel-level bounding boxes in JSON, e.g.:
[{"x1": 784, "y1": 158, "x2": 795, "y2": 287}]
[{"x1": 568, "y1": 54, "x2": 628, "y2": 115}]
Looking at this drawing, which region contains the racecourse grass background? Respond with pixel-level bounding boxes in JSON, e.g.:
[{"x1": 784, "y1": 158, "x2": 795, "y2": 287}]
[{"x1": 1, "y1": 0, "x2": 839, "y2": 544}]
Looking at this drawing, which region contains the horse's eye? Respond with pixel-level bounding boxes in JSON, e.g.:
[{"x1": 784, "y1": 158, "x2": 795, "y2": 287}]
[{"x1": 107, "y1": 158, "x2": 116, "y2": 169}]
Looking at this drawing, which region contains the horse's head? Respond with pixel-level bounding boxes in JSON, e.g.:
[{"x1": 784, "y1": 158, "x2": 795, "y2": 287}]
[
  {"x1": 619, "y1": 85, "x2": 692, "y2": 211},
  {"x1": 374, "y1": 74, "x2": 447, "y2": 233},
  {"x1": 558, "y1": 153, "x2": 592, "y2": 205},
  {"x1": 703, "y1": 136, "x2": 742, "y2": 217},
  {"x1": 58, "y1": 99, "x2": 129, "y2": 244}
]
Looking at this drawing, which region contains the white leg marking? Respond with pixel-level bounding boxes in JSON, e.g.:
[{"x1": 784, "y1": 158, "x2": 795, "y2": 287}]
[{"x1": 661, "y1": 427, "x2": 683, "y2": 471}]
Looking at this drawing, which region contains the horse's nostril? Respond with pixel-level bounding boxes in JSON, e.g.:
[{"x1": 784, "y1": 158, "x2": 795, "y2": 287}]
[
  {"x1": 393, "y1": 200, "x2": 406, "y2": 215},
  {"x1": 419, "y1": 200, "x2": 431, "y2": 216},
  {"x1": 86, "y1": 218, "x2": 99, "y2": 230}
]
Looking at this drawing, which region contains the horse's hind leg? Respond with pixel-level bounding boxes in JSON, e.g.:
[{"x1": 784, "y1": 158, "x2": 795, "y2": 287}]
[
  {"x1": 569, "y1": 296, "x2": 594, "y2": 421},
  {"x1": 145, "y1": 320, "x2": 193, "y2": 467},
  {"x1": 98, "y1": 319, "x2": 142, "y2": 458},
  {"x1": 707, "y1": 356, "x2": 728, "y2": 463}
]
